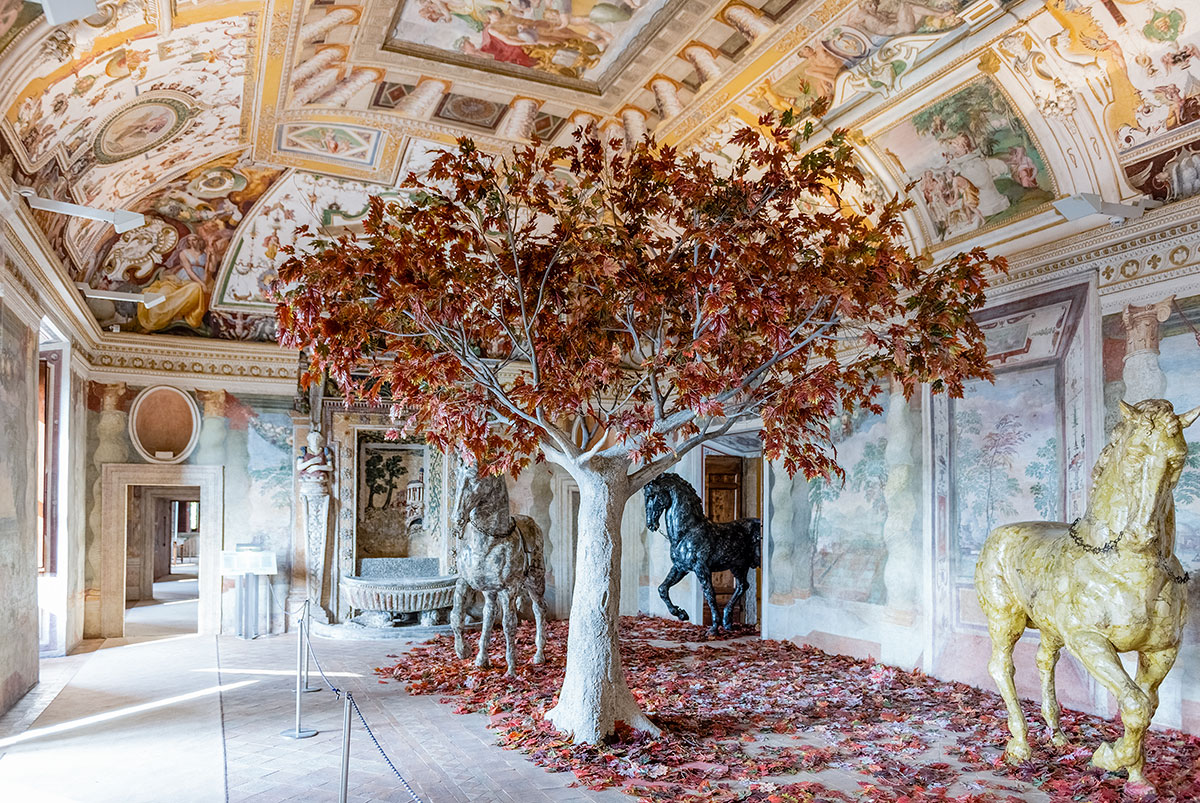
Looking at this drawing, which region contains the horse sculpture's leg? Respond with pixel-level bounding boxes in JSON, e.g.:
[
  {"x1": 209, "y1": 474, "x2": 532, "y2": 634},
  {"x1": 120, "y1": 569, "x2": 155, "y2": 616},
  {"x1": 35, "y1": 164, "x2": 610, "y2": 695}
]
[
  {"x1": 1134, "y1": 647, "x2": 1177, "y2": 722},
  {"x1": 451, "y1": 578, "x2": 470, "y2": 660},
  {"x1": 526, "y1": 585, "x2": 547, "y2": 665},
  {"x1": 499, "y1": 589, "x2": 518, "y2": 676},
  {"x1": 1070, "y1": 633, "x2": 1156, "y2": 788},
  {"x1": 721, "y1": 569, "x2": 749, "y2": 631},
  {"x1": 658, "y1": 566, "x2": 689, "y2": 621},
  {"x1": 476, "y1": 591, "x2": 497, "y2": 669},
  {"x1": 1036, "y1": 635, "x2": 1068, "y2": 746},
  {"x1": 986, "y1": 613, "x2": 1031, "y2": 762},
  {"x1": 697, "y1": 571, "x2": 722, "y2": 634},
  {"x1": 1090, "y1": 645, "x2": 1177, "y2": 792}
]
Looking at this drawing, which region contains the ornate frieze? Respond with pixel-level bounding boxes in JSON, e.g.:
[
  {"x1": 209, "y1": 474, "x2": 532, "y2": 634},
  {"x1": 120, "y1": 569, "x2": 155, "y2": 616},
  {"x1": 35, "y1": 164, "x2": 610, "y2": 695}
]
[{"x1": 997, "y1": 196, "x2": 1200, "y2": 296}]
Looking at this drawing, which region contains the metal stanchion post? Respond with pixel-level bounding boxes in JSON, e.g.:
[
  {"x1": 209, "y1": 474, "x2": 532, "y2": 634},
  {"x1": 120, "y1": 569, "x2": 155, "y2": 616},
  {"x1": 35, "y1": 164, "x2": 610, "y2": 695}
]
[
  {"x1": 338, "y1": 692, "x2": 352, "y2": 803},
  {"x1": 302, "y1": 599, "x2": 320, "y2": 693},
  {"x1": 280, "y1": 615, "x2": 318, "y2": 739}
]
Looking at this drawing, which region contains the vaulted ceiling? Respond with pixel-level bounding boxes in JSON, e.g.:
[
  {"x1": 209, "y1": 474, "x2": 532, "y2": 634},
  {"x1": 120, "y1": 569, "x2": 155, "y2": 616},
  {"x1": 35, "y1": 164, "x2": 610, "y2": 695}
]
[{"x1": 2, "y1": 0, "x2": 1199, "y2": 343}]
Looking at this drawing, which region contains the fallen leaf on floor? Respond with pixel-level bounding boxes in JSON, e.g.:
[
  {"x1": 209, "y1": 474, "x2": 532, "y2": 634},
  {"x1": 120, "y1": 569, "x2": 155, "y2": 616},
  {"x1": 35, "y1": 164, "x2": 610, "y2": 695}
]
[{"x1": 376, "y1": 616, "x2": 1200, "y2": 802}]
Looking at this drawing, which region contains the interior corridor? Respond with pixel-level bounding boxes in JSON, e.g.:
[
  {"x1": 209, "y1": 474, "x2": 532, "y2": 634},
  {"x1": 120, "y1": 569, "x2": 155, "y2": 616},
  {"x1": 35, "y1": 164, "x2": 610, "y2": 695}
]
[{"x1": 124, "y1": 563, "x2": 199, "y2": 639}]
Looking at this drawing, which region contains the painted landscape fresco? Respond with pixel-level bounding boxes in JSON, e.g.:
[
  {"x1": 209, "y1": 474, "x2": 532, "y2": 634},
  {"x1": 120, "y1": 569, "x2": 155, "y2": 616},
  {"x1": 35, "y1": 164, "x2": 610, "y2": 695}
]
[
  {"x1": 356, "y1": 435, "x2": 427, "y2": 564},
  {"x1": 807, "y1": 403, "x2": 890, "y2": 604},
  {"x1": 951, "y1": 363, "x2": 1061, "y2": 581},
  {"x1": 874, "y1": 78, "x2": 1054, "y2": 242},
  {"x1": 384, "y1": 0, "x2": 673, "y2": 86}
]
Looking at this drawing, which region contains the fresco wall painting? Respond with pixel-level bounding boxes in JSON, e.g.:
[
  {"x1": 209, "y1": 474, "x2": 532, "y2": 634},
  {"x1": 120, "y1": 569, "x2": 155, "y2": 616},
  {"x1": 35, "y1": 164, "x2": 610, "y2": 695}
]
[
  {"x1": 83, "y1": 153, "x2": 283, "y2": 340},
  {"x1": 0, "y1": 299, "x2": 38, "y2": 713},
  {"x1": 750, "y1": 0, "x2": 969, "y2": 119},
  {"x1": 0, "y1": 1, "x2": 39, "y2": 55},
  {"x1": 1034, "y1": 0, "x2": 1200, "y2": 200},
  {"x1": 82, "y1": 383, "x2": 294, "y2": 635},
  {"x1": 1102, "y1": 291, "x2": 1200, "y2": 615},
  {"x1": 215, "y1": 139, "x2": 442, "y2": 312},
  {"x1": 274, "y1": 123, "x2": 384, "y2": 167},
  {"x1": 3, "y1": 15, "x2": 254, "y2": 215},
  {"x1": 355, "y1": 434, "x2": 428, "y2": 565},
  {"x1": 763, "y1": 387, "x2": 924, "y2": 665},
  {"x1": 871, "y1": 77, "x2": 1055, "y2": 244}
]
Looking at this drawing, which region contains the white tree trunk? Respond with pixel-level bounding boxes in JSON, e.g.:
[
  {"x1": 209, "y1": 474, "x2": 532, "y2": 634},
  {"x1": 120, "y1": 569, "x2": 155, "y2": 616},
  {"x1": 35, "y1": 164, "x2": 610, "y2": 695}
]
[{"x1": 544, "y1": 455, "x2": 659, "y2": 742}]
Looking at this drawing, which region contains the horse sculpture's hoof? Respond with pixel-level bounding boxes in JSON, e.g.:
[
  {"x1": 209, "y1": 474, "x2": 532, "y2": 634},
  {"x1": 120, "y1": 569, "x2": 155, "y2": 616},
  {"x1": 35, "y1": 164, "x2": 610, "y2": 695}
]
[
  {"x1": 1004, "y1": 738, "x2": 1032, "y2": 764},
  {"x1": 530, "y1": 655, "x2": 545, "y2": 666},
  {"x1": 475, "y1": 656, "x2": 491, "y2": 669},
  {"x1": 675, "y1": 610, "x2": 689, "y2": 622},
  {"x1": 1049, "y1": 729, "x2": 1068, "y2": 747},
  {"x1": 1123, "y1": 779, "x2": 1156, "y2": 798},
  {"x1": 707, "y1": 625, "x2": 721, "y2": 635}
]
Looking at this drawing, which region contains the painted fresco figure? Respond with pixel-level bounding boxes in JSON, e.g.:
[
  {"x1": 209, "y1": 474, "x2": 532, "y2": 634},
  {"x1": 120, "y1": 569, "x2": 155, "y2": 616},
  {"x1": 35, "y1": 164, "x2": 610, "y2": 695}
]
[
  {"x1": 975, "y1": 399, "x2": 1199, "y2": 795},
  {"x1": 298, "y1": 430, "x2": 334, "y2": 621}
]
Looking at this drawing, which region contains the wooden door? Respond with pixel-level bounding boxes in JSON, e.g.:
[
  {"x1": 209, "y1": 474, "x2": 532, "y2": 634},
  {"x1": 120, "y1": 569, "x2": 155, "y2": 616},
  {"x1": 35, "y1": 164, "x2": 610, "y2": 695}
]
[
  {"x1": 703, "y1": 454, "x2": 743, "y2": 626},
  {"x1": 154, "y1": 498, "x2": 173, "y2": 580}
]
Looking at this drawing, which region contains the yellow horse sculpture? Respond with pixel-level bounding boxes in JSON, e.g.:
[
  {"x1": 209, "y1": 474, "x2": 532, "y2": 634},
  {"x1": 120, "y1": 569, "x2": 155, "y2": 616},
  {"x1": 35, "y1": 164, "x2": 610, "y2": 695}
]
[{"x1": 976, "y1": 398, "x2": 1199, "y2": 794}]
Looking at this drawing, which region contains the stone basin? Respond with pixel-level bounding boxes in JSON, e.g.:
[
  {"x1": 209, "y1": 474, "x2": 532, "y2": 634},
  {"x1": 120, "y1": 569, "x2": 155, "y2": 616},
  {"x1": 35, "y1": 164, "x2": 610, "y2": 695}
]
[{"x1": 340, "y1": 557, "x2": 457, "y2": 626}]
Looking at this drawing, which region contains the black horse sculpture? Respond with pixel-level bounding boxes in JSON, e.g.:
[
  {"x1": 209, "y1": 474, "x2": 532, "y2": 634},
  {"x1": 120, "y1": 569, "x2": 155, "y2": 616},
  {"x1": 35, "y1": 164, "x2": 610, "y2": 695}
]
[{"x1": 645, "y1": 473, "x2": 761, "y2": 633}]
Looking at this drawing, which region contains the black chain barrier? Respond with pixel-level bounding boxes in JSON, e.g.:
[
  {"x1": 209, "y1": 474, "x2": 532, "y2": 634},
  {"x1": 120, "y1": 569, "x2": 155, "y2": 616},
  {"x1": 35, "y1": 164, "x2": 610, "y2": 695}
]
[{"x1": 262, "y1": 588, "x2": 425, "y2": 802}]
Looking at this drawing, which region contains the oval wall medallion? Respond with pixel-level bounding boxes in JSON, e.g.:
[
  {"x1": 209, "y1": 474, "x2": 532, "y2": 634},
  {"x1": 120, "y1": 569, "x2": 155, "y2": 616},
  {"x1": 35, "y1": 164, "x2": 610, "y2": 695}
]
[
  {"x1": 93, "y1": 95, "x2": 193, "y2": 164},
  {"x1": 128, "y1": 385, "x2": 202, "y2": 464}
]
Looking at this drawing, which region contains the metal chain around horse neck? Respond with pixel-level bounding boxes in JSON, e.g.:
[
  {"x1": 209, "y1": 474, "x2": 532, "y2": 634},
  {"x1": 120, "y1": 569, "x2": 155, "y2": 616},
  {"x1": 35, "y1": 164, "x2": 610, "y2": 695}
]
[
  {"x1": 1068, "y1": 519, "x2": 1189, "y2": 584},
  {"x1": 1068, "y1": 519, "x2": 1122, "y2": 554}
]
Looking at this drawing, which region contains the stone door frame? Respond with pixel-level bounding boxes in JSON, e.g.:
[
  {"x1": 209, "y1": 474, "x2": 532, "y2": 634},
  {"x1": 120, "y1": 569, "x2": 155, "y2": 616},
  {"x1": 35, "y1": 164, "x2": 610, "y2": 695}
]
[{"x1": 100, "y1": 464, "x2": 224, "y2": 637}]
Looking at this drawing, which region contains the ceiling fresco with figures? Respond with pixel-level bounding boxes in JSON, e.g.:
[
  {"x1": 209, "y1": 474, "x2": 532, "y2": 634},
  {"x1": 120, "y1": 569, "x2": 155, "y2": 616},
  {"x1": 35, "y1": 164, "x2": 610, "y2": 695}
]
[{"x1": 1, "y1": 0, "x2": 1200, "y2": 341}]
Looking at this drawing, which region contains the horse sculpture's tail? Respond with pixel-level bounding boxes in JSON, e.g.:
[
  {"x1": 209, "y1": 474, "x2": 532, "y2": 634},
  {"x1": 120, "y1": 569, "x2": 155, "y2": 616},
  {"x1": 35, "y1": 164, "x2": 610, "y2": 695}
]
[{"x1": 749, "y1": 520, "x2": 762, "y2": 568}]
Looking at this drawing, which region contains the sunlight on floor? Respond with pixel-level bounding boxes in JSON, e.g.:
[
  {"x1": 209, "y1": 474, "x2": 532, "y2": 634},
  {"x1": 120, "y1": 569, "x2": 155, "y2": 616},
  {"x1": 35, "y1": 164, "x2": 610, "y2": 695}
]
[{"x1": 0, "y1": 680, "x2": 259, "y2": 749}]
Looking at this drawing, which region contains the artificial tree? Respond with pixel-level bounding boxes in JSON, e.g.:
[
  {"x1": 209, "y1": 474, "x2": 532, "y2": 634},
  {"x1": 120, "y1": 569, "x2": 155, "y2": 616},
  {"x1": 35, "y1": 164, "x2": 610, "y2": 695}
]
[{"x1": 275, "y1": 117, "x2": 1004, "y2": 743}]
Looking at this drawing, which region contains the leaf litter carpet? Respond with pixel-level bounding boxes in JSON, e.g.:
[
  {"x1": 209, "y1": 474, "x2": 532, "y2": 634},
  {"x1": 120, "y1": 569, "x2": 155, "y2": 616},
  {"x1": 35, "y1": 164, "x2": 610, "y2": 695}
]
[{"x1": 377, "y1": 616, "x2": 1200, "y2": 802}]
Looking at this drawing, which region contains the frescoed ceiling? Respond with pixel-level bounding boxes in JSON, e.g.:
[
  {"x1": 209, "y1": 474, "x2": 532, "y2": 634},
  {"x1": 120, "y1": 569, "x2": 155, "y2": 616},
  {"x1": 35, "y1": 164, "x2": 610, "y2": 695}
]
[{"x1": 1, "y1": 0, "x2": 1199, "y2": 342}]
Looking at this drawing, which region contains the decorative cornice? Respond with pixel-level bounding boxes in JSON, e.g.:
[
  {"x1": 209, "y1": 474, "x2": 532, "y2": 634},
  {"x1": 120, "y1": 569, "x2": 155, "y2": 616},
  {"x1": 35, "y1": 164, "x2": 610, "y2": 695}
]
[
  {"x1": 997, "y1": 196, "x2": 1200, "y2": 294},
  {"x1": 89, "y1": 334, "x2": 299, "y2": 394}
]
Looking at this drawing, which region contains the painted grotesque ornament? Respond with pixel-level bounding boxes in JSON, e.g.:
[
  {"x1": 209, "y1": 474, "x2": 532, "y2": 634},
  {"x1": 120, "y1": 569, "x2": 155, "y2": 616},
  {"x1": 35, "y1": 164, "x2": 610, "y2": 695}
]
[
  {"x1": 975, "y1": 399, "x2": 1200, "y2": 795},
  {"x1": 450, "y1": 461, "x2": 548, "y2": 676}
]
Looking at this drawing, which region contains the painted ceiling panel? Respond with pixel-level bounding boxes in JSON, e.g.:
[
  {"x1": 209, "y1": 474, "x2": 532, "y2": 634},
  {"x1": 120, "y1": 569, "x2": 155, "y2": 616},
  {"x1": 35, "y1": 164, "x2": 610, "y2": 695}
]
[{"x1": 1, "y1": 0, "x2": 1199, "y2": 344}]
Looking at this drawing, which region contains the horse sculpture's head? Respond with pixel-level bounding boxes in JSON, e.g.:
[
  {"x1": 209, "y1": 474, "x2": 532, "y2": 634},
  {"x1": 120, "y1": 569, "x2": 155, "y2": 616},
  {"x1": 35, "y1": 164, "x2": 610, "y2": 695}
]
[
  {"x1": 452, "y1": 458, "x2": 510, "y2": 537},
  {"x1": 644, "y1": 474, "x2": 698, "y2": 535},
  {"x1": 1096, "y1": 399, "x2": 1200, "y2": 544},
  {"x1": 644, "y1": 479, "x2": 670, "y2": 533}
]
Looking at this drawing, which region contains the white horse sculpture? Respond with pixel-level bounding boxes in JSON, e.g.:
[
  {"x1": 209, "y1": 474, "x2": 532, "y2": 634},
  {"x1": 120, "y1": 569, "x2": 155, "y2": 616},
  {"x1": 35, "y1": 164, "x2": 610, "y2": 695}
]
[
  {"x1": 976, "y1": 398, "x2": 1199, "y2": 794},
  {"x1": 449, "y1": 461, "x2": 548, "y2": 675}
]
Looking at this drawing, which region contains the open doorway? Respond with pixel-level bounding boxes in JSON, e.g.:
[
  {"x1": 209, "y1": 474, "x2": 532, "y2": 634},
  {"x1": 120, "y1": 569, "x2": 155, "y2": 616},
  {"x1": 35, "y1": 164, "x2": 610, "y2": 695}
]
[
  {"x1": 701, "y1": 435, "x2": 764, "y2": 628},
  {"x1": 124, "y1": 486, "x2": 201, "y2": 637}
]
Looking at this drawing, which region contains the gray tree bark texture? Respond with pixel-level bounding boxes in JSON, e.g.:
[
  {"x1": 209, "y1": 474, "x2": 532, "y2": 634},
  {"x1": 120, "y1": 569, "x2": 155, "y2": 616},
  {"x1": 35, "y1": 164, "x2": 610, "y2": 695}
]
[{"x1": 543, "y1": 456, "x2": 660, "y2": 742}]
